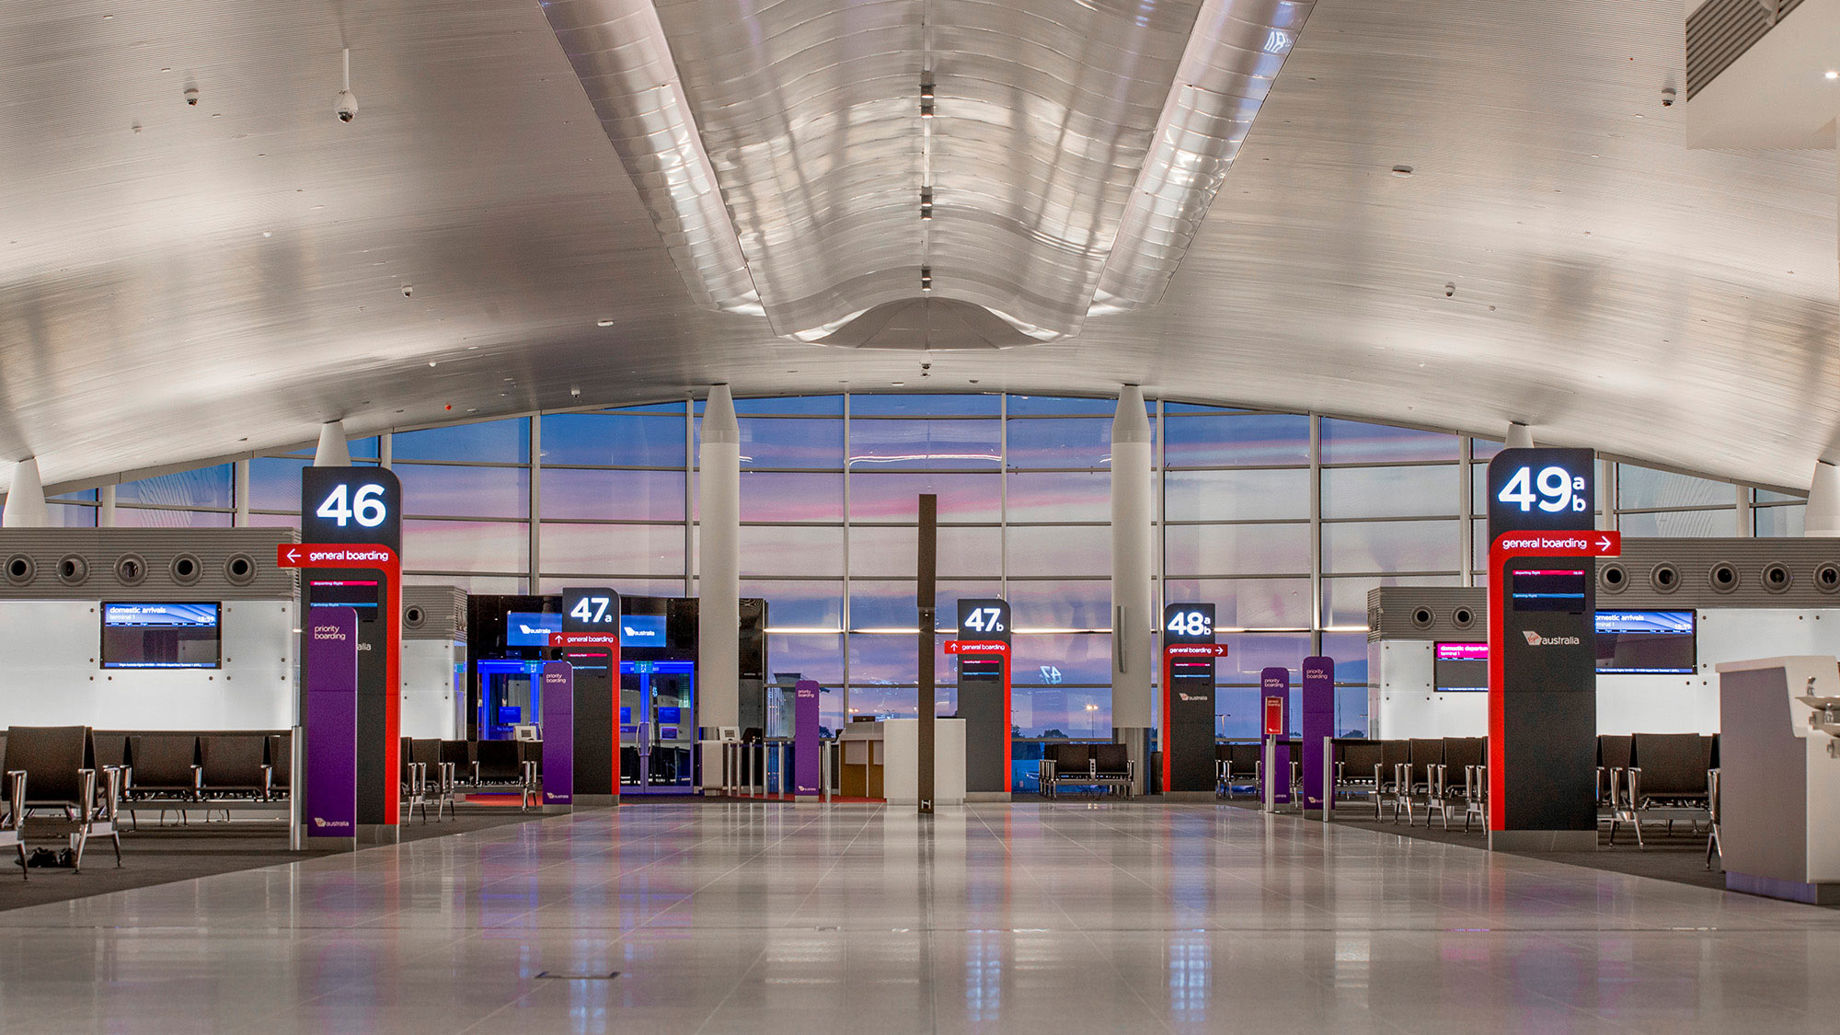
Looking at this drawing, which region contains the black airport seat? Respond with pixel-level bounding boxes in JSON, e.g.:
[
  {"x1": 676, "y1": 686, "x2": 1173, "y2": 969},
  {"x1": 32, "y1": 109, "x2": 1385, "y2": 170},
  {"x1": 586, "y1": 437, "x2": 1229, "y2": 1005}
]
[
  {"x1": 199, "y1": 735, "x2": 271, "y2": 800},
  {"x1": 1039, "y1": 742, "x2": 1091, "y2": 799},
  {"x1": 1376, "y1": 740, "x2": 1411, "y2": 820},
  {"x1": 441, "y1": 739, "x2": 478, "y2": 785},
  {"x1": 1215, "y1": 743, "x2": 1260, "y2": 798},
  {"x1": 1396, "y1": 739, "x2": 1445, "y2": 825},
  {"x1": 475, "y1": 740, "x2": 538, "y2": 809},
  {"x1": 4, "y1": 726, "x2": 121, "y2": 872},
  {"x1": 266, "y1": 733, "x2": 293, "y2": 796},
  {"x1": 1598, "y1": 734, "x2": 1633, "y2": 808},
  {"x1": 128, "y1": 734, "x2": 201, "y2": 801},
  {"x1": 1335, "y1": 740, "x2": 1385, "y2": 811},
  {"x1": 410, "y1": 739, "x2": 453, "y2": 820},
  {"x1": 1091, "y1": 743, "x2": 1133, "y2": 798},
  {"x1": 1439, "y1": 737, "x2": 1487, "y2": 832},
  {"x1": 1610, "y1": 732, "x2": 1714, "y2": 848},
  {"x1": 520, "y1": 739, "x2": 543, "y2": 777},
  {"x1": 92, "y1": 733, "x2": 132, "y2": 787}
]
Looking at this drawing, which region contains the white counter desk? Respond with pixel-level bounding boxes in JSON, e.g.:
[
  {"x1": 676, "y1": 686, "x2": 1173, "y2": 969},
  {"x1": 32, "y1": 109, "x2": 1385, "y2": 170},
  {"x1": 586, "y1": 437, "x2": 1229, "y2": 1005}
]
[{"x1": 837, "y1": 718, "x2": 966, "y2": 805}]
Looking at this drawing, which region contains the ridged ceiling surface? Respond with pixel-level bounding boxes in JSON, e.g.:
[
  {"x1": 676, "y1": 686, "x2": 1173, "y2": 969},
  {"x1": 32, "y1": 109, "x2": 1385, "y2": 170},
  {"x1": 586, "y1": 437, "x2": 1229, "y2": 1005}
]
[{"x1": 0, "y1": 0, "x2": 1835, "y2": 496}]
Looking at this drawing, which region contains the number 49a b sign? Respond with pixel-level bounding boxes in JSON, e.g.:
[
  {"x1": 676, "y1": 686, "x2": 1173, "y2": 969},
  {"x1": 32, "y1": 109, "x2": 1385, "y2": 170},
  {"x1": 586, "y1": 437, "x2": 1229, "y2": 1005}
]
[
  {"x1": 302, "y1": 467, "x2": 402, "y2": 553},
  {"x1": 1486, "y1": 448, "x2": 1594, "y2": 535}
]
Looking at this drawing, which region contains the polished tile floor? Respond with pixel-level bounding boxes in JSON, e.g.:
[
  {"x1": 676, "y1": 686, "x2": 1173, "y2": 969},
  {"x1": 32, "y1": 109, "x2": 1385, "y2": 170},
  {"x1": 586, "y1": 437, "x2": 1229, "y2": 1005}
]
[{"x1": 1, "y1": 803, "x2": 1835, "y2": 1032}]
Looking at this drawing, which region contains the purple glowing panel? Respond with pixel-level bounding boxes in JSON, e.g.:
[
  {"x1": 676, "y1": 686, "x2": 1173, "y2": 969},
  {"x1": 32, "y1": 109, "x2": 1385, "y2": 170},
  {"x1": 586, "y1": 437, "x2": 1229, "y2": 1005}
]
[
  {"x1": 1301, "y1": 657, "x2": 1335, "y2": 811},
  {"x1": 794, "y1": 679, "x2": 822, "y2": 797},
  {"x1": 541, "y1": 662, "x2": 574, "y2": 806},
  {"x1": 306, "y1": 607, "x2": 358, "y2": 839},
  {"x1": 1261, "y1": 667, "x2": 1291, "y2": 804}
]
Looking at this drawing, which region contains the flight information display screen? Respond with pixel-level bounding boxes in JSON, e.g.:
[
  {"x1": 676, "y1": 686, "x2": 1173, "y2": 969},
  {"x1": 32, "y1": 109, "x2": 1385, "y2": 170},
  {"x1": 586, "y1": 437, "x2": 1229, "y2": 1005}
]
[
  {"x1": 1596, "y1": 611, "x2": 1696, "y2": 675},
  {"x1": 1433, "y1": 642, "x2": 1488, "y2": 691},
  {"x1": 1511, "y1": 568, "x2": 1587, "y2": 612},
  {"x1": 101, "y1": 602, "x2": 222, "y2": 669}
]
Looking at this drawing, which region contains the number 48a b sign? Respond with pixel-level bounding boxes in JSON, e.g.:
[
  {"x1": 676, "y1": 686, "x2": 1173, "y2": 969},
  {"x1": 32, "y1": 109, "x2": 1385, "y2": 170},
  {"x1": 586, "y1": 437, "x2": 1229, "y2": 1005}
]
[{"x1": 302, "y1": 467, "x2": 402, "y2": 553}]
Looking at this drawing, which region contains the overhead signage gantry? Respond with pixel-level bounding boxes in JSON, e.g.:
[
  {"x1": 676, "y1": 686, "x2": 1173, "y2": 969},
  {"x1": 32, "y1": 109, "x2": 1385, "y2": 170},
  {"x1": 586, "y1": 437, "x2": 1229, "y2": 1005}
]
[
  {"x1": 1485, "y1": 447, "x2": 1620, "y2": 850},
  {"x1": 945, "y1": 598, "x2": 1012, "y2": 796},
  {"x1": 1161, "y1": 603, "x2": 1227, "y2": 795},
  {"x1": 284, "y1": 466, "x2": 403, "y2": 845}
]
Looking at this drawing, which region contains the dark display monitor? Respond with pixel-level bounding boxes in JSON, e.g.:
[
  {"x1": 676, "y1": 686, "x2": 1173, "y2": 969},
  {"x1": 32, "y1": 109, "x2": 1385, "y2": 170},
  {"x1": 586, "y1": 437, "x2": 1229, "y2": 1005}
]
[
  {"x1": 1595, "y1": 611, "x2": 1696, "y2": 674},
  {"x1": 1511, "y1": 568, "x2": 1587, "y2": 612},
  {"x1": 309, "y1": 578, "x2": 382, "y2": 620},
  {"x1": 100, "y1": 602, "x2": 222, "y2": 669},
  {"x1": 1433, "y1": 641, "x2": 1489, "y2": 691}
]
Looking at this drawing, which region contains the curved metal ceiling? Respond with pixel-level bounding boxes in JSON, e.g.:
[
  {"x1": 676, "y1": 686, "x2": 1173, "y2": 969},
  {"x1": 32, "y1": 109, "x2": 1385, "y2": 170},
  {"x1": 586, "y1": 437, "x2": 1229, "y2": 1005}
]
[
  {"x1": 0, "y1": 0, "x2": 1835, "y2": 498},
  {"x1": 547, "y1": 0, "x2": 1313, "y2": 344}
]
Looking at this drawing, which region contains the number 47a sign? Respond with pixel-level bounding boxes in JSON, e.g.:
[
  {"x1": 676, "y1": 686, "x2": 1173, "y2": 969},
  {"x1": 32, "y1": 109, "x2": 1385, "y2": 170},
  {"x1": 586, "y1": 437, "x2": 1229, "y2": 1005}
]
[{"x1": 302, "y1": 467, "x2": 402, "y2": 553}]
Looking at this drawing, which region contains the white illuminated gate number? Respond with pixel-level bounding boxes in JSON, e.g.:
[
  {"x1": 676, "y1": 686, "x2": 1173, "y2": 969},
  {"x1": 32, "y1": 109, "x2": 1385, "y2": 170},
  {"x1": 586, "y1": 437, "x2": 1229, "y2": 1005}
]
[
  {"x1": 569, "y1": 596, "x2": 614, "y2": 624},
  {"x1": 1497, "y1": 465, "x2": 1586, "y2": 513},
  {"x1": 1166, "y1": 610, "x2": 1211, "y2": 637},
  {"x1": 963, "y1": 607, "x2": 1004, "y2": 634},
  {"x1": 315, "y1": 483, "x2": 388, "y2": 528}
]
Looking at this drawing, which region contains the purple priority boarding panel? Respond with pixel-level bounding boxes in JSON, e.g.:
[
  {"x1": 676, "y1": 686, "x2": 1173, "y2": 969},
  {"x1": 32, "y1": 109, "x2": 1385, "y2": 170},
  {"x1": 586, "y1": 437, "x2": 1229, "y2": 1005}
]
[
  {"x1": 1301, "y1": 656, "x2": 1335, "y2": 811},
  {"x1": 541, "y1": 661, "x2": 574, "y2": 806},
  {"x1": 794, "y1": 680, "x2": 822, "y2": 797},
  {"x1": 306, "y1": 607, "x2": 358, "y2": 839},
  {"x1": 1261, "y1": 667, "x2": 1291, "y2": 804}
]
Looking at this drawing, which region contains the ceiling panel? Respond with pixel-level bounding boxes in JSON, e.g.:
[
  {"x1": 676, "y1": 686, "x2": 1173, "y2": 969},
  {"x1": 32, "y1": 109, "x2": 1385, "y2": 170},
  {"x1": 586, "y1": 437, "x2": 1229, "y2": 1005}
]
[{"x1": 0, "y1": 0, "x2": 1834, "y2": 496}]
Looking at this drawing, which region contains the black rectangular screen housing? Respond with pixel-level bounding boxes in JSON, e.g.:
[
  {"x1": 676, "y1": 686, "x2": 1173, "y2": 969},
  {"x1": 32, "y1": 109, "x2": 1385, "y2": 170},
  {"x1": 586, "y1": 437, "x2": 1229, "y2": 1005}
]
[
  {"x1": 1511, "y1": 569, "x2": 1587, "y2": 612},
  {"x1": 1595, "y1": 610, "x2": 1696, "y2": 675},
  {"x1": 1433, "y1": 642, "x2": 1489, "y2": 692},
  {"x1": 101, "y1": 602, "x2": 222, "y2": 669}
]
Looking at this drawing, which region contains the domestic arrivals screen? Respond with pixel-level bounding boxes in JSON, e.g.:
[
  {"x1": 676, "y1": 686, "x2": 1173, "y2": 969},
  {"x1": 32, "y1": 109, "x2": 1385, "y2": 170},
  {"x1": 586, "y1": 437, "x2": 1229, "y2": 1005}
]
[
  {"x1": 507, "y1": 611, "x2": 561, "y2": 647},
  {"x1": 1433, "y1": 642, "x2": 1488, "y2": 692},
  {"x1": 100, "y1": 602, "x2": 222, "y2": 669},
  {"x1": 1595, "y1": 611, "x2": 1696, "y2": 674},
  {"x1": 1511, "y1": 568, "x2": 1586, "y2": 612}
]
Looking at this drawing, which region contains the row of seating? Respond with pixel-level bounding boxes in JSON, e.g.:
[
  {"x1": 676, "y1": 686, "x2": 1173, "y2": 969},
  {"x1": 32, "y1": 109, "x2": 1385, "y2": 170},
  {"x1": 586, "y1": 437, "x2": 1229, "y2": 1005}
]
[
  {"x1": 1214, "y1": 738, "x2": 1488, "y2": 829},
  {"x1": 1037, "y1": 742, "x2": 1134, "y2": 798},
  {"x1": 400, "y1": 738, "x2": 541, "y2": 818},
  {"x1": 0, "y1": 726, "x2": 126, "y2": 877}
]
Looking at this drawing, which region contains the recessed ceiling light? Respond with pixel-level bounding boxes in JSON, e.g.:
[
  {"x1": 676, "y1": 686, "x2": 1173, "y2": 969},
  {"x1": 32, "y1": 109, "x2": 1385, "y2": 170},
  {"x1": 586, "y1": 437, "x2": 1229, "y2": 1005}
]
[
  {"x1": 596, "y1": 318, "x2": 614, "y2": 327},
  {"x1": 891, "y1": 381, "x2": 905, "y2": 387},
  {"x1": 1826, "y1": 70, "x2": 1838, "y2": 80},
  {"x1": 1390, "y1": 164, "x2": 1413, "y2": 177}
]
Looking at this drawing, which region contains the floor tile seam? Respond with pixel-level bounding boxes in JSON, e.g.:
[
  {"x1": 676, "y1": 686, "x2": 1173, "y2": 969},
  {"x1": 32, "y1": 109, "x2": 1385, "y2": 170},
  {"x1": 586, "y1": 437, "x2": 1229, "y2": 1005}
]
[
  {"x1": 965, "y1": 807, "x2": 1176, "y2": 1034},
  {"x1": 782, "y1": 803, "x2": 892, "y2": 921}
]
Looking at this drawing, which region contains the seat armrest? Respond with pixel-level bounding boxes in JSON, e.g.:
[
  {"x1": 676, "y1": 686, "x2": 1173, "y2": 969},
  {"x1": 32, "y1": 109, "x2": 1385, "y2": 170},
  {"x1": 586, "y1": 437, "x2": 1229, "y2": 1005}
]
[
  {"x1": 1625, "y1": 767, "x2": 1643, "y2": 807},
  {"x1": 191, "y1": 765, "x2": 204, "y2": 796},
  {"x1": 3, "y1": 771, "x2": 24, "y2": 828}
]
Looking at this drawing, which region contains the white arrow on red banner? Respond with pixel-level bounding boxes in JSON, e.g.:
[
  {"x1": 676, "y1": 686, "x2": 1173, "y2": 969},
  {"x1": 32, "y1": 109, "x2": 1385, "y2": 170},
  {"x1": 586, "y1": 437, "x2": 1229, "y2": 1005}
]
[{"x1": 944, "y1": 639, "x2": 1010, "y2": 655}]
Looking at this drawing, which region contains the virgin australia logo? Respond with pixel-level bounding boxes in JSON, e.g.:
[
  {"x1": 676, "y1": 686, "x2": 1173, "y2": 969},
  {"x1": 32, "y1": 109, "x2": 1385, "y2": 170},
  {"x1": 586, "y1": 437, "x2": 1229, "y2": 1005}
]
[{"x1": 1522, "y1": 630, "x2": 1581, "y2": 646}]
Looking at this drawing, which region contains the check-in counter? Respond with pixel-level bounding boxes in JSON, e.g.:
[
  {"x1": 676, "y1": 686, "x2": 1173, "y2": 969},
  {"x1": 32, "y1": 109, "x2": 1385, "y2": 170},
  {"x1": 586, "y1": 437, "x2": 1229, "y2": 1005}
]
[
  {"x1": 837, "y1": 718, "x2": 966, "y2": 805},
  {"x1": 1716, "y1": 656, "x2": 1840, "y2": 904}
]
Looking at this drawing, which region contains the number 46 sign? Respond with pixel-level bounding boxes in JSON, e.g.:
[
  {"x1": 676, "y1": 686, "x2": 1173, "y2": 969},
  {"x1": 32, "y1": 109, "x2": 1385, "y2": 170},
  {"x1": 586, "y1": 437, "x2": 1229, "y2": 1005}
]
[{"x1": 302, "y1": 468, "x2": 402, "y2": 553}]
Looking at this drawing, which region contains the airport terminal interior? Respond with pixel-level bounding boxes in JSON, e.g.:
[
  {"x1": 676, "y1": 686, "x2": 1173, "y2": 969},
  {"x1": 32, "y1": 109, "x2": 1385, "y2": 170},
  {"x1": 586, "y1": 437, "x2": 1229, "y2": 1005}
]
[{"x1": 6, "y1": 0, "x2": 1840, "y2": 1029}]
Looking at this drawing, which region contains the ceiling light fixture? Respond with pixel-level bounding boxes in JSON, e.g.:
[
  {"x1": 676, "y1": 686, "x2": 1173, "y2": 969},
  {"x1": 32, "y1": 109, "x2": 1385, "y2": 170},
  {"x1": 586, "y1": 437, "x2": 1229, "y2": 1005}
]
[
  {"x1": 596, "y1": 318, "x2": 614, "y2": 327},
  {"x1": 1827, "y1": 70, "x2": 1838, "y2": 80},
  {"x1": 1391, "y1": 164, "x2": 1414, "y2": 177},
  {"x1": 919, "y1": 187, "x2": 934, "y2": 220}
]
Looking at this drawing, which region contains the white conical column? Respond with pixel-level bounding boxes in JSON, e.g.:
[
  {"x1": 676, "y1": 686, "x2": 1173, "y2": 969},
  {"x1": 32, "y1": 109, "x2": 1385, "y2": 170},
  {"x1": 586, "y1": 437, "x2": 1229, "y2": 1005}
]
[
  {"x1": 2, "y1": 458, "x2": 49, "y2": 527},
  {"x1": 1110, "y1": 388, "x2": 1155, "y2": 770},
  {"x1": 1505, "y1": 422, "x2": 1534, "y2": 449},
  {"x1": 698, "y1": 386, "x2": 741, "y2": 729},
  {"x1": 314, "y1": 421, "x2": 352, "y2": 467},
  {"x1": 1807, "y1": 460, "x2": 1840, "y2": 537}
]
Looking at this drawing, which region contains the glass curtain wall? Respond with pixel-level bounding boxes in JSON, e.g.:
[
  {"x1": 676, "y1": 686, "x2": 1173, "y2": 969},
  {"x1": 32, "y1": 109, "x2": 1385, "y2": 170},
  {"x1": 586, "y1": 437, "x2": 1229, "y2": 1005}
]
[{"x1": 54, "y1": 395, "x2": 1812, "y2": 739}]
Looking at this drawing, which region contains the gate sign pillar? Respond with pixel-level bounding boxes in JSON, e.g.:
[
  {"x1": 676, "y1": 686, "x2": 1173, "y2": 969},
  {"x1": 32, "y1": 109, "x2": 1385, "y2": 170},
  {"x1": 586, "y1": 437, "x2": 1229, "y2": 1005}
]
[
  {"x1": 1485, "y1": 446, "x2": 1617, "y2": 851},
  {"x1": 949, "y1": 597, "x2": 1013, "y2": 795},
  {"x1": 1161, "y1": 603, "x2": 1226, "y2": 795},
  {"x1": 1301, "y1": 657, "x2": 1335, "y2": 817}
]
